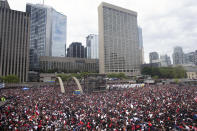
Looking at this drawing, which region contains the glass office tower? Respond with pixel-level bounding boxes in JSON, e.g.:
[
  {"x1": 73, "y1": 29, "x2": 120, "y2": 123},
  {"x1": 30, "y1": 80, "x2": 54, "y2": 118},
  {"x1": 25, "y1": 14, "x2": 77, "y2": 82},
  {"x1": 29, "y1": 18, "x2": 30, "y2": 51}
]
[
  {"x1": 86, "y1": 34, "x2": 99, "y2": 59},
  {"x1": 26, "y1": 3, "x2": 67, "y2": 71},
  {"x1": 52, "y1": 10, "x2": 67, "y2": 57}
]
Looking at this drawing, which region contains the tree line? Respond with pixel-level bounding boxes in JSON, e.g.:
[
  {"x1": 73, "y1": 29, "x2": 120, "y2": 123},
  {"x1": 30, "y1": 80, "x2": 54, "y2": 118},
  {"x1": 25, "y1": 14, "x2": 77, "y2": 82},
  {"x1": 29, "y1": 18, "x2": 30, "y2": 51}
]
[
  {"x1": 141, "y1": 66, "x2": 186, "y2": 79},
  {"x1": 106, "y1": 73, "x2": 127, "y2": 79},
  {"x1": 0, "y1": 75, "x2": 19, "y2": 83},
  {"x1": 57, "y1": 72, "x2": 98, "y2": 82}
]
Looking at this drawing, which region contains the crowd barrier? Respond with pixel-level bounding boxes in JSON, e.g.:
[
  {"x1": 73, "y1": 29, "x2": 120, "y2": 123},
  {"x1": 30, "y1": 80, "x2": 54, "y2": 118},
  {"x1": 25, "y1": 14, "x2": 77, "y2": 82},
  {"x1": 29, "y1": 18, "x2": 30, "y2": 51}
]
[{"x1": 107, "y1": 83, "x2": 145, "y2": 89}]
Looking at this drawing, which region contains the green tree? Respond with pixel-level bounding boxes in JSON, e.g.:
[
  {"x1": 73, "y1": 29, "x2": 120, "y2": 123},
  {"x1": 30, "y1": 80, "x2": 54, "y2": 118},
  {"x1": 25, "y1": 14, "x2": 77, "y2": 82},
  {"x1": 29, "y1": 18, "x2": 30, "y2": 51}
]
[
  {"x1": 141, "y1": 67, "x2": 152, "y2": 76},
  {"x1": 107, "y1": 73, "x2": 127, "y2": 79},
  {"x1": 2, "y1": 75, "x2": 19, "y2": 83},
  {"x1": 57, "y1": 74, "x2": 71, "y2": 82},
  {"x1": 152, "y1": 75, "x2": 159, "y2": 80},
  {"x1": 141, "y1": 66, "x2": 186, "y2": 79},
  {"x1": 0, "y1": 76, "x2": 5, "y2": 82},
  {"x1": 174, "y1": 78, "x2": 179, "y2": 84},
  {"x1": 174, "y1": 66, "x2": 186, "y2": 78}
]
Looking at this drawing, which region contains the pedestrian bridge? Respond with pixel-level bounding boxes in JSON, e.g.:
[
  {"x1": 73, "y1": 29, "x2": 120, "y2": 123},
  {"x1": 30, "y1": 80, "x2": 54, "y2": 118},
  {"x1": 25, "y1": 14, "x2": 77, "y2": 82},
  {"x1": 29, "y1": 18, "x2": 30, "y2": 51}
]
[{"x1": 56, "y1": 76, "x2": 83, "y2": 94}]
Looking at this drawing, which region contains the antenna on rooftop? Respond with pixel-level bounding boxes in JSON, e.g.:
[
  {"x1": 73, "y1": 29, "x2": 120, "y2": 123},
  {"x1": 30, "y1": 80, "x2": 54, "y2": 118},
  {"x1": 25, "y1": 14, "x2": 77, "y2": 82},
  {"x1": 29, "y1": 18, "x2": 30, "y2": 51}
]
[{"x1": 43, "y1": 0, "x2": 44, "y2": 5}]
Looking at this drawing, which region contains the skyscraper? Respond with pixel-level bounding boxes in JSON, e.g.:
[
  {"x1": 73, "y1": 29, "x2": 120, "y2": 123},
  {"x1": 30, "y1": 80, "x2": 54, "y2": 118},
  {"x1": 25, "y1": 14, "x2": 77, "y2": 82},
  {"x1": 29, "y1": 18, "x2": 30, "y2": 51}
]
[
  {"x1": 195, "y1": 50, "x2": 197, "y2": 66},
  {"x1": 86, "y1": 34, "x2": 99, "y2": 59},
  {"x1": 149, "y1": 52, "x2": 159, "y2": 63},
  {"x1": 0, "y1": 0, "x2": 9, "y2": 8},
  {"x1": 0, "y1": 0, "x2": 30, "y2": 82},
  {"x1": 67, "y1": 42, "x2": 85, "y2": 58},
  {"x1": 98, "y1": 2, "x2": 141, "y2": 75},
  {"x1": 172, "y1": 46, "x2": 184, "y2": 65},
  {"x1": 138, "y1": 27, "x2": 144, "y2": 64},
  {"x1": 160, "y1": 55, "x2": 171, "y2": 67},
  {"x1": 52, "y1": 10, "x2": 67, "y2": 57},
  {"x1": 184, "y1": 52, "x2": 195, "y2": 65},
  {"x1": 26, "y1": 3, "x2": 67, "y2": 71}
]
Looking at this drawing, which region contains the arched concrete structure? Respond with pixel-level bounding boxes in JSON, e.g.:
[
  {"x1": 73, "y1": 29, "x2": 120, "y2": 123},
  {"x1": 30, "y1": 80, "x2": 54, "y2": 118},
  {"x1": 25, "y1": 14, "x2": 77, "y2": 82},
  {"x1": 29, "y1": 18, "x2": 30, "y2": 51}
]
[
  {"x1": 72, "y1": 77, "x2": 83, "y2": 94},
  {"x1": 56, "y1": 77, "x2": 65, "y2": 93},
  {"x1": 55, "y1": 76, "x2": 83, "y2": 94}
]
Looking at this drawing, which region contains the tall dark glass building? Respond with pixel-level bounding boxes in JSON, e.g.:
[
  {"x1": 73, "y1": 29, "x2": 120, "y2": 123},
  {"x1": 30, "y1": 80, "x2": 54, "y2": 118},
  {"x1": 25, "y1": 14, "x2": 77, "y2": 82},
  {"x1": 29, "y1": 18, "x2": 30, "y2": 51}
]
[
  {"x1": 0, "y1": 0, "x2": 30, "y2": 82},
  {"x1": 149, "y1": 52, "x2": 159, "y2": 63},
  {"x1": 67, "y1": 42, "x2": 86, "y2": 58}
]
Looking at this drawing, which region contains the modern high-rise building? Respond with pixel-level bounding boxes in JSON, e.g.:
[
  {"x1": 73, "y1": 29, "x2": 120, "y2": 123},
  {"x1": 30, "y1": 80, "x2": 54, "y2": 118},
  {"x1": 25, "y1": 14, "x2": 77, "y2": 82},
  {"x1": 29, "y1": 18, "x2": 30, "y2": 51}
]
[
  {"x1": 160, "y1": 54, "x2": 171, "y2": 67},
  {"x1": 98, "y1": 2, "x2": 141, "y2": 75},
  {"x1": 172, "y1": 46, "x2": 184, "y2": 65},
  {"x1": 0, "y1": 0, "x2": 9, "y2": 8},
  {"x1": 195, "y1": 50, "x2": 197, "y2": 66},
  {"x1": 26, "y1": 3, "x2": 67, "y2": 71},
  {"x1": 0, "y1": 0, "x2": 30, "y2": 82},
  {"x1": 86, "y1": 34, "x2": 99, "y2": 59},
  {"x1": 149, "y1": 52, "x2": 159, "y2": 63},
  {"x1": 52, "y1": 10, "x2": 67, "y2": 57},
  {"x1": 185, "y1": 52, "x2": 195, "y2": 65},
  {"x1": 138, "y1": 27, "x2": 144, "y2": 64},
  {"x1": 67, "y1": 42, "x2": 85, "y2": 58}
]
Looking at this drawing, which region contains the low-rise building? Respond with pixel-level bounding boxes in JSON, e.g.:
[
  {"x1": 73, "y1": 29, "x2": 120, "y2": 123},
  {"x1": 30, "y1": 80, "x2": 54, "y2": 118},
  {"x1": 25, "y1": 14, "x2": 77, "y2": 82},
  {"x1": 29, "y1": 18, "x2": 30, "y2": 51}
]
[
  {"x1": 184, "y1": 66, "x2": 197, "y2": 80},
  {"x1": 40, "y1": 56, "x2": 99, "y2": 73}
]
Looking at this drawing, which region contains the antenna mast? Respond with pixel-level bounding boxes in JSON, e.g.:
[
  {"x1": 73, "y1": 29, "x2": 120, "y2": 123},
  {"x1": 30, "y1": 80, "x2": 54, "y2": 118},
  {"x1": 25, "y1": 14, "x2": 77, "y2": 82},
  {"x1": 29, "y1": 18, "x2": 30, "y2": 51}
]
[{"x1": 43, "y1": 0, "x2": 44, "y2": 5}]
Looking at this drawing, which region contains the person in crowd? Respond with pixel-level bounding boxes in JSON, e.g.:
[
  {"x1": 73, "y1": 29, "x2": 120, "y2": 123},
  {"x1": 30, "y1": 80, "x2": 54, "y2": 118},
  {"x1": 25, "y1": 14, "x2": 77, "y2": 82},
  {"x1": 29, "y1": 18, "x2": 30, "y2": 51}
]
[{"x1": 0, "y1": 84, "x2": 197, "y2": 130}]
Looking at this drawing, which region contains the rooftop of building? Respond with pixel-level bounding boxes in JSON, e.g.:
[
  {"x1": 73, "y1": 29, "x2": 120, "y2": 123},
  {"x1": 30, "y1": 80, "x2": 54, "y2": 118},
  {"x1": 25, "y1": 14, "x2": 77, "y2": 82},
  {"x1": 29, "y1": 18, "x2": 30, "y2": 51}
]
[
  {"x1": 184, "y1": 66, "x2": 197, "y2": 72},
  {"x1": 40, "y1": 56, "x2": 98, "y2": 62},
  {"x1": 0, "y1": 0, "x2": 10, "y2": 9},
  {"x1": 26, "y1": 3, "x2": 52, "y2": 9},
  {"x1": 98, "y1": 2, "x2": 137, "y2": 16},
  {"x1": 26, "y1": 3, "x2": 66, "y2": 17}
]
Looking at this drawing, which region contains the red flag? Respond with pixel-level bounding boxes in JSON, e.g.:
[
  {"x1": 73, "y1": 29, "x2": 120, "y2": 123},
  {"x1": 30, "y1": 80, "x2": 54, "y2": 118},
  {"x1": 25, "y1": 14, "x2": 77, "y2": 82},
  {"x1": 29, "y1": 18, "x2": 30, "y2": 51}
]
[
  {"x1": 35, "y1": 110, "x2": 39, "y2": 116},
  {"x1": 35, "y1": 104, "x2": 38, "y2": 110},
  {"x1": 194, "y1": 97, "x2": 197, "y2": 103},
  {"x1": 35, "y1": 103, "x2": 39, "y2": 116},
  {"x1": 148, "y1": 121, "x2": 152, "y2": 127}
]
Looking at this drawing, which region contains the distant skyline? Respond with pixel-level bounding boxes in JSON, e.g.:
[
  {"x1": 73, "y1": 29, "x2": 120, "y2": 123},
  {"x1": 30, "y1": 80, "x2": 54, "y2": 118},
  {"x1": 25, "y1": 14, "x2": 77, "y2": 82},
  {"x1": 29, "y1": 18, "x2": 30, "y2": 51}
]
[{"x1": 7, "y1": 0, "x2": 197, "y2": 63}]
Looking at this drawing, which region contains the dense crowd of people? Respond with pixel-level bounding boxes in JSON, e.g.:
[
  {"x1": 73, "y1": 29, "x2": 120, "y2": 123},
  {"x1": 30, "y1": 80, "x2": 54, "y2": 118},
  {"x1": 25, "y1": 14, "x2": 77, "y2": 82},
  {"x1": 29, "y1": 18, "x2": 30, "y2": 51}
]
[{"x1": 0, "y1": 84, "x2": 197, "y2": 130}]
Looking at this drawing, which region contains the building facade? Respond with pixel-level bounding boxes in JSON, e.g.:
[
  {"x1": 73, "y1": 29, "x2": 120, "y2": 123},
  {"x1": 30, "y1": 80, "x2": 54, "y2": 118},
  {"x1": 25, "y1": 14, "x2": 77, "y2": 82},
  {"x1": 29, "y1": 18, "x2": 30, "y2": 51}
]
[
  {"x1": 0, "y1": 0, "x2": 30, "y2": 82},
  {"x1": 184, "y1": 66, "x2": 197, "y2": 80},
  {"x1": 98, "y1": 2, "x2": 141, "y2": 76},
  {"x1": 149, "y1": 52, "x2": 159, "y2": 63},
  {"x1": 172, "y1": 46, "x2": 185, "y2": 65},
  {"x1": 160, "y1": 54, "x2": 171, "y2": 67},
  {"x1": 40, "y1": 56, "x2": 99, "y2": 73},
  {"x1": 86, "y1": 34, "x2": 99, "y2": 59},
  {"x1": 26, "y1": 3, "x2": 67, "y2": 71},
  {"x1": 0, "y1": 0, "x2": 9, "y2": 8},
  {"x1": 67, "y1": 42, "x2": 85, "y2": 58},
  {"x1": 184, "y1": 52, "x2": 195, "y2": 65},
  {"x1": 138, "y1": 27, "x2": 144, "y2": 64},
  {"x1": 195, "y1": 50, "x2": 197, "y2": 65}
]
